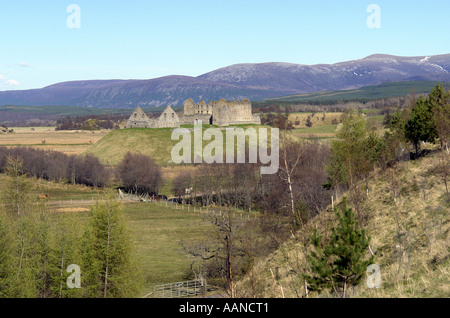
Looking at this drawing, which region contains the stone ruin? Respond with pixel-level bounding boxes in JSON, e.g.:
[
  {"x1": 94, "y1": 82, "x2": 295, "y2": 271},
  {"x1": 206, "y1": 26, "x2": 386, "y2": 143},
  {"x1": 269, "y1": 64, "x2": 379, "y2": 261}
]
[
  {"x1": 125, "y1": 105, "x2": 179, "y2": 128},
  {"x1": 125, "y1": 99, "x2": 261, "y2": 129}
]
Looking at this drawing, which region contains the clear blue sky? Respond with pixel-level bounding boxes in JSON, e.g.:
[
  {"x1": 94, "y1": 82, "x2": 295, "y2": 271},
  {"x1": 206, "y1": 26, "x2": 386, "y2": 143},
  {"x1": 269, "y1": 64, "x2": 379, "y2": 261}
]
[{"x1": 0, "y1": 0, "x2": 449, "y2": 90}]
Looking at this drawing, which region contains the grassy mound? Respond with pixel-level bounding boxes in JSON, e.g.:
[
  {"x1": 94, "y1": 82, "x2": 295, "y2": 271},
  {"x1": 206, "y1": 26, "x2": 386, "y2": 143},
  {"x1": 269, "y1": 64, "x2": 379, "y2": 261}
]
[
  {"x1": 83, "y1": 128, "x2": 177, "y2": 166},
  {"x1": 84, "y1": 124, "x2": 272, "y2": 167}
]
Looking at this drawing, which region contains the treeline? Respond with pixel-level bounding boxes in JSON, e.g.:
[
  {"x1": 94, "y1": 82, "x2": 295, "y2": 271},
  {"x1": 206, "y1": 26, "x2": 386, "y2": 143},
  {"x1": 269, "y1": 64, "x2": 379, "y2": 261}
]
[
  {"x1": 0, "y1": 147, "x2": 110, "y2": 187},
  {"x1": 0, "y1": 113, "x2": 57, "y2": 127},
  {"x1": 0, "y1": 147, "x2": 164, "y2": 196}
]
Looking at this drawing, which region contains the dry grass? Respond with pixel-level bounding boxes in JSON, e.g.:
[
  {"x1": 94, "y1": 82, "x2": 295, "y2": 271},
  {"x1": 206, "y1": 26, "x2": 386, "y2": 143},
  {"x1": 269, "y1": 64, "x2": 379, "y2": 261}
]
[
  {"x1": 52, "y1": 206, "x2": 91, "y2": 213},
  {"x1": 288, "y1": 112, "x2": 343, "y2": 129},
  {"x1": 161, "y1": 165, "x2": 200, "y2": 180},
  {"x1": 0, "y1": 127, "x2": 109, "y2": 155}
]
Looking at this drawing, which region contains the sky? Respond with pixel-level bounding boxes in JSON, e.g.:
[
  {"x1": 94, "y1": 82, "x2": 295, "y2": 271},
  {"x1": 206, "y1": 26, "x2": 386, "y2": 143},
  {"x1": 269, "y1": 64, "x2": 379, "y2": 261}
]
[{"x1": 0, "y1": 0, "x2": 449, "y2": 90}]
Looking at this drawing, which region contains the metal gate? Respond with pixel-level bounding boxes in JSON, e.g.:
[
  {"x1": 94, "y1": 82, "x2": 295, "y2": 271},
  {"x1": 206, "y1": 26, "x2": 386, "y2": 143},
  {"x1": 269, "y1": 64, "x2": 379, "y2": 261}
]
[{"x1": 152, "y1": 279, "x2": 206, "y2": 298}]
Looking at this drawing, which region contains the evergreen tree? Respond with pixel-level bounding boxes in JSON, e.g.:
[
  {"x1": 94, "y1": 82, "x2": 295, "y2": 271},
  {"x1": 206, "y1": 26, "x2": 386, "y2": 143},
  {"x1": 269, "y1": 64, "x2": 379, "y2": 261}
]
[
  {"x1": 429, "y1": 83, "x2": 450, "y2": 149},
  {"x1": 10, "y1": 212, "x2": 41, "y2": 297},
  {"x1": 48, "y1": 214, "x2": 84, "y2": 298},
  {"x1": 82, "y1": 196, "x2": 141, "y2": 298},
  {"x1": 2, "y1": 156, "x2": 31, "y2": 217},
  {"x1": 387, "y1": 109, "x2": 409, "y2": 141},
  {"x1": 405, "y1": 95, "x2": 438, "y2": 154},
  {"x1": 303, "y1": 199, "x2": 373, "y2": 298}
]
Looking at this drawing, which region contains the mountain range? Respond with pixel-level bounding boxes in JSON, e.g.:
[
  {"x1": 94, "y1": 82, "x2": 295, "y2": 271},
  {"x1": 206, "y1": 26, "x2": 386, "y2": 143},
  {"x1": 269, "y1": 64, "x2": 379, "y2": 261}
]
[{"x1": 0, "y1": 54, "x2": 449, "y2": 108}]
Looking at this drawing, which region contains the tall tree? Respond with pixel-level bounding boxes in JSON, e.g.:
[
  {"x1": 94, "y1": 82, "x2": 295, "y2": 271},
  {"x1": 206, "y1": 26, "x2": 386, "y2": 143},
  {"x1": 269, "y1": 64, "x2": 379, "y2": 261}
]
[
  {"x1": 47, "y1": 214, "x2": 84, "y2": 298},
  {"x1": 328, "y1": 110, "x2": 376, "y2": 222},
  {"x1": 278, "y1": 135, "x2": 304, "y2": 226},
  {"x1": 82, "y1": 196, "x2": 141, "y2": 298},
  {"x1": 2, "y1": 155, "x2": 31, "y2": 217},
  {"x1": 330, "y1": 110, "x2": 367, "y2": 187}
]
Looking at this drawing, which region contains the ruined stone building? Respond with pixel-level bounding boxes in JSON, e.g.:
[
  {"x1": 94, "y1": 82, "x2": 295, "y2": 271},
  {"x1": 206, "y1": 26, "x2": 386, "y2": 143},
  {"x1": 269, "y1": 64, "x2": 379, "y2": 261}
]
[
  {"x1": 126, "y1": 99, "x2": 261, "y2": 128},
  {"x1": 125, "y1": 105, "x2": 179, "y2": 128}
]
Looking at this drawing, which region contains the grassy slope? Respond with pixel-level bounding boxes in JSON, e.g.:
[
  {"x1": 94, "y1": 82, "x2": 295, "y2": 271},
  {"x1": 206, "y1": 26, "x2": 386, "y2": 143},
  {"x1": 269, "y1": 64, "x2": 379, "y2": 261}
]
[
  {"x1": 84, "y1": 128, "x2": 177, "y2": 166},
  {"x1": 238, "y1": 150, "x2": 449, "y2": 298}
]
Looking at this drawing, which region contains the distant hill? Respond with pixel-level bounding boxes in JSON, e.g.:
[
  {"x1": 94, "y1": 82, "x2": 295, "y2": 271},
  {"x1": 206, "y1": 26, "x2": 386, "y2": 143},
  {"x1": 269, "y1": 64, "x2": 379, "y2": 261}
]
[{"x1": 0, "y1": 54, "x2": 449, "y2": 108}]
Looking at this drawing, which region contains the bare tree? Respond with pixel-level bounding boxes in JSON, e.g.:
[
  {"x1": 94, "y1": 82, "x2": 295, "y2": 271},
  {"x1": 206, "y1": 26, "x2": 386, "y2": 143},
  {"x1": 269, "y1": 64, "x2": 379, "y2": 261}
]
[
  {"x1": 116, "y1": 152, "x2": 163, "y2": 196},
  {"x1": 278, "y1": 135, "x2": 304, "y2": 226}
]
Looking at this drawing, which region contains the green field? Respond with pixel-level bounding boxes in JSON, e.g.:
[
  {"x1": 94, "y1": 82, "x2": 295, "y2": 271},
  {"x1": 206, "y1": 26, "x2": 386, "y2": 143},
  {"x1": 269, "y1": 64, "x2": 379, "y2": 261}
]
[
  {"x1": 123, "y1": 202, "x2": 214, "y2": 296},
  {"x1": 292, "y1": 124, "x2": 338, "y2": 135}
]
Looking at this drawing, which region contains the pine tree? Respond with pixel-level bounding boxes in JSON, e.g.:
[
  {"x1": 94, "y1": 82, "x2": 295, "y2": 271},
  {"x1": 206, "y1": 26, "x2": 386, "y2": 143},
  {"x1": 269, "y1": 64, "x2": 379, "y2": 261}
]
[
  {"x1": 405, "y1": 95, "x2": 438, "y2": 155},
  {"x1": 303, "y1": 198, "x2": 373, "y2": 298}
]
